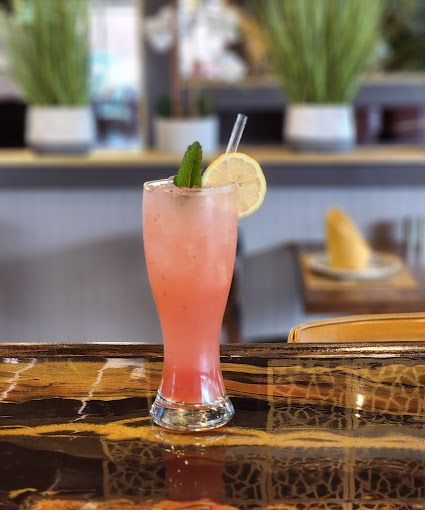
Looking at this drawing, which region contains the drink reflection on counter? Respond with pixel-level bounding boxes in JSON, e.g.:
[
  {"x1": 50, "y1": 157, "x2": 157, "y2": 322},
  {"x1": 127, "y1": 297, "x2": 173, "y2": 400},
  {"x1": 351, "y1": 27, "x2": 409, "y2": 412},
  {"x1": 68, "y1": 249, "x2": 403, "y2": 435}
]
[{"x1": 164, "y1": 447, "x2": 229, "y2": 508}]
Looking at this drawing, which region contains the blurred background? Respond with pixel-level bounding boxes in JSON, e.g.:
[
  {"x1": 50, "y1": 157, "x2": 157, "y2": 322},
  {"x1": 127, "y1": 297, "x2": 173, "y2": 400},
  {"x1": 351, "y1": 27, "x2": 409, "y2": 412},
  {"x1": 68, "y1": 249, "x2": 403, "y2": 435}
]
[{"x1": 0, "y1": 0, "x2": 424, "y2": 343}]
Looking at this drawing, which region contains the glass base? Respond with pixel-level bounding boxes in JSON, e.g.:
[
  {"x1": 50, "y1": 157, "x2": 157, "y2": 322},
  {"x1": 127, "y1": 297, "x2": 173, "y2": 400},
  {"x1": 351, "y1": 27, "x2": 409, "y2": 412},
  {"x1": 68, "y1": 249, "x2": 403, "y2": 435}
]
[{"x1": 150, "y1": 393, "x2": 234, "y2": 432}]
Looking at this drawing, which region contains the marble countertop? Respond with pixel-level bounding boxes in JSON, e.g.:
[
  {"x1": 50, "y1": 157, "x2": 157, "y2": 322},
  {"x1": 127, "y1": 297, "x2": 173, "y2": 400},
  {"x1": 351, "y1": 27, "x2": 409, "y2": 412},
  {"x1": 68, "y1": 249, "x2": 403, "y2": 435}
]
[{"x1": 0, "y1": 342, "x2": 424, "y2": 509}]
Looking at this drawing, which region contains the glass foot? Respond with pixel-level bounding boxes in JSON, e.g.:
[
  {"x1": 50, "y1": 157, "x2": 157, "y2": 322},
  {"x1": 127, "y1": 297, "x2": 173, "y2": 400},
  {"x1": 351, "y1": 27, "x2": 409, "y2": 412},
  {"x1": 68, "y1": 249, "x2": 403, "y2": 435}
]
[{"x1": 150, "y1": 393, "x2": 234, "y2": 432}]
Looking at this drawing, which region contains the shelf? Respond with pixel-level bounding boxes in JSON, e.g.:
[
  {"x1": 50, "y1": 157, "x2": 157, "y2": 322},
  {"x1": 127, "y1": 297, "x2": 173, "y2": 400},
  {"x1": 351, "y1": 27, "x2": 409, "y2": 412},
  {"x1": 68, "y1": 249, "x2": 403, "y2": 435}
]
[
  {"x1": 239, "y1": 145, "x2": 425, "y2": 165},
  {"x1": 0, "y1": 146, "x2": 424, "y2": 188},
  {"x1": 203, "y1": 74, "x2": 425, "y2": 111},
  {"x1": 0, "y1": 145, "x2": 424, "y2": 167},
  {"x1": 202, "y1": 72, "x2": 425, "y2": 89}
]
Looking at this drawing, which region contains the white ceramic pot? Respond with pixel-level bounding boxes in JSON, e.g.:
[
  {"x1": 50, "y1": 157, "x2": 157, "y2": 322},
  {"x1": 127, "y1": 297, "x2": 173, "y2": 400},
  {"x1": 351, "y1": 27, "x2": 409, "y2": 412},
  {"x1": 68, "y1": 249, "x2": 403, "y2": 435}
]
[
  {"x1": 154, "y1": 115, "x2": 219, "y2": 155},
  {"x1": 26, "y1": 106, "x2": 95, "y2": 154},
  {"x1": 285, "y1": 104, "x2": 355, "y2": 152}
]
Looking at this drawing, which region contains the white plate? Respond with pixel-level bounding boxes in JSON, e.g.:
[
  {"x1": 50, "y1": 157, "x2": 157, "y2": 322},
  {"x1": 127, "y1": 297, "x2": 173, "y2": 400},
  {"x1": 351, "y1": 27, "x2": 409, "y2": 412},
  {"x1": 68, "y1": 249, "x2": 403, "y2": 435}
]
[{"x1": 307, "y1": 252, "x2": 402, "y2": 281}]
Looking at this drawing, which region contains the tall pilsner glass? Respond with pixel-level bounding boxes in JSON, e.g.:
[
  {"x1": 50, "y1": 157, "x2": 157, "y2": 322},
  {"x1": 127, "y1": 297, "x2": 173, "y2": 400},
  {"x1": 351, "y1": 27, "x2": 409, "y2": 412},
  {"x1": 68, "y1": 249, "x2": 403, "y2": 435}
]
[{"x1": 143, "y1": 179, "x2": 238, "y2": 431}]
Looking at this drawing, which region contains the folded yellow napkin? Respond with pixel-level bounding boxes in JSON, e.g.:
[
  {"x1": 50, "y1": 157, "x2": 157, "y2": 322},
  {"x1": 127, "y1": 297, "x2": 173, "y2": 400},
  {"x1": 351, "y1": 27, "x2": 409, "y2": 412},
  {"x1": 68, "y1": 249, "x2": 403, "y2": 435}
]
[{"x1": 326, "y1": 207, "x2": 371, "y2": 270}]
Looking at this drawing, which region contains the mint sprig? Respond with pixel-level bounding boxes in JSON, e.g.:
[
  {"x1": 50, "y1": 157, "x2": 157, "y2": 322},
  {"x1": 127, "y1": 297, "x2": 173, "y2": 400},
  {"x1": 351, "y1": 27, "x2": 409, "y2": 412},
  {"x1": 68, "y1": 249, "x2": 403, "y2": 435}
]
[{"x1": 174, "y1": 141, "x2": 203, "y2": 188}]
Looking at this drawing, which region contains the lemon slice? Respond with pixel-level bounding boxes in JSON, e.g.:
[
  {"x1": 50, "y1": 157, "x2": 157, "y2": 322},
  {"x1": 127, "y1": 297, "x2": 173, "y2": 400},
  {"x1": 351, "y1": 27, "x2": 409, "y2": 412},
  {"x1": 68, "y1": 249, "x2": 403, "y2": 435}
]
[{"x1": 202, "y1": 152, "x2": 267, "y2": 218}]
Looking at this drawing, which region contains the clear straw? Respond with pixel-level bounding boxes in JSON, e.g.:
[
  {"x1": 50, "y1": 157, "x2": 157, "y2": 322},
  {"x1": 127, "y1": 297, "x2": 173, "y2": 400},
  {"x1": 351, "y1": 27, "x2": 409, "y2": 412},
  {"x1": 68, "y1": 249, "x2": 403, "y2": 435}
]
[{"x1": 226, "y1": 113, "x2": 248, "y2": 153}]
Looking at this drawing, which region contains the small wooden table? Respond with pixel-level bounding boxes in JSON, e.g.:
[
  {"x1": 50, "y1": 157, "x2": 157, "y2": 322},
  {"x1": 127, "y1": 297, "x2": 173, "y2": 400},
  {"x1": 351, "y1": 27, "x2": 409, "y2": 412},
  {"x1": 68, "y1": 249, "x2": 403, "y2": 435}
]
[
  {"x1": 295, "y1": 244, "x2": 425, "y2": 314},
  {"x1": 0, "y1": 342, "x2": 424, "y2": 509}
]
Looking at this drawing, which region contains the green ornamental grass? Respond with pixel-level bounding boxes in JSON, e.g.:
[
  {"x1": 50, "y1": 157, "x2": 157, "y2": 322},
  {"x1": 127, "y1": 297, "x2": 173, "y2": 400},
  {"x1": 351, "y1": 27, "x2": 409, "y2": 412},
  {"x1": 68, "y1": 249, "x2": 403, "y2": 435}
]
[
  {"x1": 7, "y1": 0, "x2": 90, "y2": 106},
  {"x1": 256, "y1": 0, "x2": 384, "y2": 104}
]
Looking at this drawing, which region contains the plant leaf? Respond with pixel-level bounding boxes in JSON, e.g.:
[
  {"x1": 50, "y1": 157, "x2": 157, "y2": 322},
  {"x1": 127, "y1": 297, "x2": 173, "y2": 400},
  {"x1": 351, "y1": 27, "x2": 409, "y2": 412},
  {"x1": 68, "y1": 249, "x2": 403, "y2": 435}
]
[
  {"x1": 254, "y1": 0, "x2": 385, "y2": 103},
  {"x1": 6, "y1": 0, "x2": 90, "y2": 106},
  {"x1": 174, "y1": 142, "x2": 203, "y2": 188}
]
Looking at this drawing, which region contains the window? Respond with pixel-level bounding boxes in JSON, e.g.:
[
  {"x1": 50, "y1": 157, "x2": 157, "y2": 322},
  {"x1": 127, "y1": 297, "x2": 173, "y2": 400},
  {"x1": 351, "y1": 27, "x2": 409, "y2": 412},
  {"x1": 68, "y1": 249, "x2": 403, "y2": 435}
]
[{"x1": 90, "y1": 0, "x2": 143, "y2": 149}]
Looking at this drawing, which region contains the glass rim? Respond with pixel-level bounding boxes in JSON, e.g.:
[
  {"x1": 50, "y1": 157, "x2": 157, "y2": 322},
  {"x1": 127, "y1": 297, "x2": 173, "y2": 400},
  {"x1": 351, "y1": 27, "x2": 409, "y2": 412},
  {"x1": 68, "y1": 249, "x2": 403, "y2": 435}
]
[{"x1": 143, "y1": 177, "x2": 236, "y2": 195}]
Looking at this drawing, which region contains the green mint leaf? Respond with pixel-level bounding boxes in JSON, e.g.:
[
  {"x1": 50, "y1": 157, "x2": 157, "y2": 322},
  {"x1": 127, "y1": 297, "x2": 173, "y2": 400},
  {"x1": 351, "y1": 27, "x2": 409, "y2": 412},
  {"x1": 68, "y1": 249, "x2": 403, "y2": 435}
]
[{"x1": 174, "y1": 141, "x2": 203, "y2": 188}]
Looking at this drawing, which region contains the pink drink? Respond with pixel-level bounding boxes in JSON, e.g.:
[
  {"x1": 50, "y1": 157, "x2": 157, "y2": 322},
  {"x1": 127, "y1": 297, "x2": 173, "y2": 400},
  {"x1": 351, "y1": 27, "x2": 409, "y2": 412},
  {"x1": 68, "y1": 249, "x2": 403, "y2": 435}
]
[{"x1": 143, "y1": 179, "x2": 238, "y2": 413}]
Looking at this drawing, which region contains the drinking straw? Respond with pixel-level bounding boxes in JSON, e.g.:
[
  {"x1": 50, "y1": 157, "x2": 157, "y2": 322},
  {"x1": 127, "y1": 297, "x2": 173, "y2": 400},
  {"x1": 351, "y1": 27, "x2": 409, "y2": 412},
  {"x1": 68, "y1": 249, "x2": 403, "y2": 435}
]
[{"x1": 226, "y1": 113, "x2": 248, "y2": 153}]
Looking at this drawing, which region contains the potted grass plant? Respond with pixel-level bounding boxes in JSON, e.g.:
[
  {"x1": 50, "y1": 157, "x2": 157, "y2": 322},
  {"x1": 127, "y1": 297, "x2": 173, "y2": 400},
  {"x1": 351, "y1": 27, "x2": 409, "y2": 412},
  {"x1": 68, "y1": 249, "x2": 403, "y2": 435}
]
[
  {"x1": 145, "y1": 3, "x2": 219, "y2": 155},
  {"x1": 256, "y1": 0, "x2": 384, "y2": 152},
  {"x1": 154, "y1": 89, "x2": 218, "y2": 156},
  {"x1": 6, "y1": 0, "x2": 94, "y2": 153}
]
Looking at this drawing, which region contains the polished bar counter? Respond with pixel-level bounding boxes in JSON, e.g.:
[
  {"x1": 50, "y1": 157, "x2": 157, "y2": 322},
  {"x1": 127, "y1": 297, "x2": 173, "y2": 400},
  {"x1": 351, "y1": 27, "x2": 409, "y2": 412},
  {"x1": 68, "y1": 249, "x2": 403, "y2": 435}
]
[{"x1": 0, "y1": 342, "x2": 424, "y2": 509}]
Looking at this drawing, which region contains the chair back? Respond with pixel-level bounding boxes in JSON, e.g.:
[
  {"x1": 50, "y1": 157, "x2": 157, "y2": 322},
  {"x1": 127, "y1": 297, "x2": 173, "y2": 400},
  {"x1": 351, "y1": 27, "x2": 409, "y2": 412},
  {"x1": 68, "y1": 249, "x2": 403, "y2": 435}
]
[{"x1": 288, "y1": 312, "x2": 425, "y2": 343}]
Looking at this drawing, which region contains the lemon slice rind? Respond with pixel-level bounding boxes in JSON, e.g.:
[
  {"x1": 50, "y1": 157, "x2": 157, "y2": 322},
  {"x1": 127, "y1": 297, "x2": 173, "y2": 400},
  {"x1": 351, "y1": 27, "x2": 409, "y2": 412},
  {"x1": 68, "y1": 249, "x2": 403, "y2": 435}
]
[{"x1": 202, "y1": 152, "x2": 266, "y2": 218}]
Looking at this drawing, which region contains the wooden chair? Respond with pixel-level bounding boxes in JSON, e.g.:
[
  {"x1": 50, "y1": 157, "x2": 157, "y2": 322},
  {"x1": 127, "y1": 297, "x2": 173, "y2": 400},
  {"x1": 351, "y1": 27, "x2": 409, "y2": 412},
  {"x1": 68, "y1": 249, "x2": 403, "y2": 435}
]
[{"x1": 288, "y1": 312, "x2": 425, "y2": 343}]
